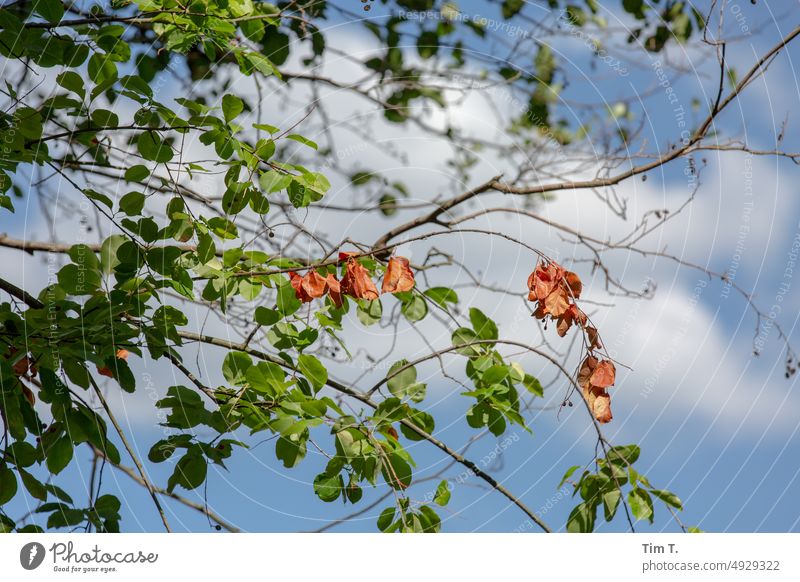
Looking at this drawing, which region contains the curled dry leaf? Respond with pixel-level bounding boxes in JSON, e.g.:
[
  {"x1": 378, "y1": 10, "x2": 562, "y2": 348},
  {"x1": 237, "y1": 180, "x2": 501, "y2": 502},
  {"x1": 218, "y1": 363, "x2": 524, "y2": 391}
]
[
  {"x1": 557, "y1": 304, "x2": 587, "y2": 337},
  {"x1": 326, "y1": 273, "x2": 342, "y2": 307},
  {"x1": 289, "y1": 270, "x2": 328, "y2": 302},
  {"x1": 586, "y1": 326, "x2": 602, "y2": 351},
  {"x1": 381, "y1": 256, "x2": 415, "y2": 294},
  {"x1": 578, "y1": 356, "x2": 616, "y2": 424},
  {"x1": 22, "y1": 385, "x2": 36, "y2": 406},
  {"x1": 340, "y1": 257, "x2": 379, "y2": 301},
  {"x1": 527, "y1": 260, "x2": 587, "y2": 338},
  {"x1": 289, "y1": 270, "x2": 344, "y2": 307},
  {"x1": 5, "y1": 347, "x2": 36, "y2": 377},
  {"x1": 12, "y1": 355, "x2": 30, "y2": 376}
]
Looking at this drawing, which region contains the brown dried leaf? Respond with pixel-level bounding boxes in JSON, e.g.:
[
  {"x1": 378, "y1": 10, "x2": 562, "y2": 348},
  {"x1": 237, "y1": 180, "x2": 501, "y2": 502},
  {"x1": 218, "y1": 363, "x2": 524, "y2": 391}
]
[{"x1": 381, "y1": 256, "x2": 415, "y2": 294}]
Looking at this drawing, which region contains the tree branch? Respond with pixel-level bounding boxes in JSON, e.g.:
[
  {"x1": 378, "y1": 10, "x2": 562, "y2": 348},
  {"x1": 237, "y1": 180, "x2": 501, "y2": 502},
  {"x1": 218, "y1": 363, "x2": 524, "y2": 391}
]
[{"x1": 175, "y1": 330, "x2": 552, "y2": 533}]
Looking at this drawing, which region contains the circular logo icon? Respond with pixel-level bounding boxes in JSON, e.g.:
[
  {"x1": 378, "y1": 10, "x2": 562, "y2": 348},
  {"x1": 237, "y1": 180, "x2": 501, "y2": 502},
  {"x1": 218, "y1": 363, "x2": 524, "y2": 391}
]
[{"x1": 19, "y1": 542, "x2": 46, "y2": 570}]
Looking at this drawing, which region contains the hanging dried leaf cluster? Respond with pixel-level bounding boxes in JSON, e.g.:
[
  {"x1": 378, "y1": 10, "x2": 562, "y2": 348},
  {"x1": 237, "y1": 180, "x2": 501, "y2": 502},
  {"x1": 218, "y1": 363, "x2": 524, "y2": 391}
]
[
  {"x1": 527, "y1": 260, "x2": 616, "y2": 424},
  {"x1": 290, "y1": 254, "x2": 415, "y2": 305}
]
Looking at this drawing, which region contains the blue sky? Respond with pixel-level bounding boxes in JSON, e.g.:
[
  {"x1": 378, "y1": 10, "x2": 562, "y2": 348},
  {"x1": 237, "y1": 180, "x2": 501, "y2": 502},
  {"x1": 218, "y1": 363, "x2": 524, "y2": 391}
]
[{"x1": 2, "y1": 1, "x2": 800, "y2": 532}]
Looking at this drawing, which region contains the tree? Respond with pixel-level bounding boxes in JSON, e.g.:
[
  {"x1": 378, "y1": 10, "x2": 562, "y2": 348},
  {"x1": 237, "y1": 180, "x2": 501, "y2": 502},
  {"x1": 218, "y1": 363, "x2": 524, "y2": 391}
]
[{"x1": 0, "y1": 0, "x2": 795, "y2": 533}]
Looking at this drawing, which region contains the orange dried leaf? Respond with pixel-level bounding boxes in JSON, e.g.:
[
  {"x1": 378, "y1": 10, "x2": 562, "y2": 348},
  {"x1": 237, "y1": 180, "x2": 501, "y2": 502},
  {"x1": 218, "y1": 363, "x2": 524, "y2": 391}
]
[
  {"x1": 564, "y1": 270, "x2": 582, "y2": 298},
  {"x1": 326, "y1": 274, "x2": 342, "y2": 307},
  {"x1": 289, "y1": 271, "x2": 312, "y2": 302},
  {"x1": 592, "y1": 391, "x2": 613, "y2": 424},
  {"x1": 381, "y1": 256, "x2": 415, "y2": 294},
  {"x1": 12, "y1": 356, "x2": 30, "y2": 376},
  {"x1": 543, "y1": 288, "x2": 569, "y2": 318},
  {"x1": 556, "y1": 304, "x2": 586, "y2": 337},
  {"x1": 578, "y1": 356, "x2": 615, "y2": 424},
  {"x1": 578, "y1": 355, "x2": 598, "y2": 387},
  {"x1": 529, "y1": 261, "x2": 560, "y2": 302},
  {"x1": 22, "y1": 385, "x2": 36, "y2": 406},
  {"x1": 586, "y1": 326, "x2": 602, "y2": 351},
  {"x1": 340, "y1": 258, "x2": 379, "y2": 301},
  {"x1": 302, "y1": 271, "x2": 329, "y2": 299},
  {"x1": 589, "y1": 360, "x2": 616, "y2": 388},
  {"x1": 289, "y1": 270, "x2": 329, "y2": 302},
  {"x1": 97, "y1": 366, "x2": 113, "y2": 378}
]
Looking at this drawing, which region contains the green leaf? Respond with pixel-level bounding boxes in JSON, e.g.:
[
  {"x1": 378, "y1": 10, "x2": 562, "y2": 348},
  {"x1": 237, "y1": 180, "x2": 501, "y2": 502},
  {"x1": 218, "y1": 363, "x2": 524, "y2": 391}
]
[
  {"x1": 119, "y1": 191, "x2": 145, "y2": 216},
  {"x1": 196, "y1": 233, "x2": 216, "y2": 264},
  {"x1": 399, "y1": 408, "x2": 434, "y2": 440},
  {"x1": 286, "y1": 134, "x2": 317, "y2": 150},
  {"x1": 297, "y1": 354, "x2": 327, "y2": 392},
  {"x1": 56, "y1": 71, "x2": 85, "y2": 98},
  {"x1": 91, "y1": 108, "x2": 119, "y2": 128},
  {"x1": 88, "y1": 53, "x2": 117, "y2": 85},
  {"x1": 94, "y1": 494, "x2": 121, "y2": 518},
  {"x1": 650, "y1": 489, "x2": 683, "y2": 511},
  {"x1": 137, "y1": 131, "x2": 173, "y2": 163},
  {"x1": 382, "y1": 453, "x2": 412, "y2": 490},
  {"x1": 452, "y1": 327, "x2": 481, "y2": 356},
  {"x1": 378, "y1": 194, "x2": 397, "y2": 216},
  {"x1": 0, "y1": 194, "x2": 14, "y2": 213},
  {"x1": 433, "y1": 480, "x2": 451, "y2": 506},
  {"x1": 350, "y1": 171, "x2": 375, "y2": 186},
  {"x1": 387, "y1": 360, "x2": 426, "y2": 402},
  {"x1": 246, "y1": 361, "x2": 287, "y2": 395},
  {"x1": 222, "y1": 186, "x2": 250, "y2": 215},
  {"x1": 356, "y1": 299, "x2": 382, "y2": 326},
  {"x1": 7, "y1": 441, "x2": 38, "y2": 468},
  {"x1": 99, "y1": 235, "x2": 126, "y2": 274},
  {"x1": 566, "y1": 501, "x2": 595, "y2": 532},
  {"x1": 345, "y1": 479, "x2": 363, "y2": 504},
  {"x1": 313, "y1": 472, "x2": 341, "y2": 502},
  {"x1": 469, "y1": 307, "x2": 498, "y2": 340},
  {"x1": 558, "y1": 465, "x2": 580, "y2": 488},
  {"x1": 221, "y1": 94, "x2": 244, "y2": 122},
  {"x1": 607, "y1": 444, "x2": 640, "y2": 466},
  {"x1": 276, "y1": 280, "x2": 301, "y2": 316},
  {"x1": 222, "y1": 351, "x2": 252, "y2": 385},
  {"x1": 48, "y1": 508, "x2": 85, "y2": 529},
  {"x1": 377, "y1": 506, "x2": 396, "y2": 531},
  {"x1": 622, "y1": 0, "x2": 646, "y2": 19},
  {"x1": 424, "y1": 286, "x2": 458, "y2": 307},
  {"x1": 418, "y1": 505, "x2": 441, "y2": 532},
  {"x1": 288, "y1": 178, "x2": 323, "y2": 208},
  {"x1": 124, "y1": 165, "x2": 149, "y2": 183},
  {"x1": 0, "y1": 466, "x2": 18, "y2": 504},
  {"x1": 628, "y1": 488, "x2": 654, "y2": 522},
  {"x1": 65, "y1": 244, "x2": 99, "y2": 272},
  {"x1": 254, "y1": 139, "x2": 275, "y2": 160},
  {"x1": 168, "y1": 450, "x2": 207, "y2": 492},
  {"x1": 401, "y1": 294, "x2": 428, "y2": 322},
  {"x1": 46, "y1": 437, "x2": 74, "y2": 475},
  {"x1": 275, "y1": 435, "x2": 307, "y2": 468},
  {"x1": 417, "y1": 31, "x2": 439, "y2": 59},
  {"x1": 19, "y1": 469, "x2": 47, "y2": 501},
  {"x1": 522, "y1": 374, "x2": 544, "y2": 397},
  {"x1": 148, "y1": 440, "x2": 178, "y2": 463},
  {"x1": 259, "y1": 169, "x2": 291, "y2": 193},
  {"x1": 603, "y1": 489, "x2": 621, "y2": 521},
  {"x1": 34, "y1": 0, "x2": 65, "y2": 25},
  {"x1": 254, "y1": 306, "x2": 280, "y2": 326}
]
